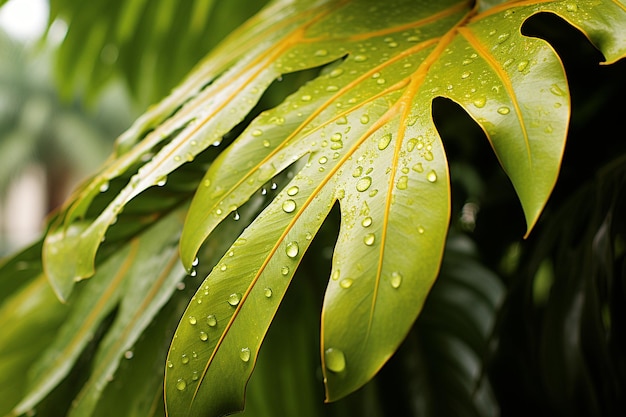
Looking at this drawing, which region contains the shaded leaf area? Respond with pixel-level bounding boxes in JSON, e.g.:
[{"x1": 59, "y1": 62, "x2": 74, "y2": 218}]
[
  {"x1": 46, "y1": 0, "x2": 269, "y2": 106},
  {"x1": 485, "y1": 21, "x2": 626, "y2": 415},
  {"x1": 491, "y1": 160, "x2": 626, "y2": 417}
]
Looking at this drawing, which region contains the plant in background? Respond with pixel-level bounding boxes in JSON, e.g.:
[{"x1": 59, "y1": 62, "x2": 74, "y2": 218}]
[{"x1": 1, "y1": 1, "x2": 625, "y2": 416}]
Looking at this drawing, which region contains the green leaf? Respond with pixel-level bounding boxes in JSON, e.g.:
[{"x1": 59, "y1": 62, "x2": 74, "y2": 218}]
[
  {"x1": 0, "y1": 274, "x2": 69, "y2": 416},
  {"x1": 158, "y1": 1, "x2": 626, "y2": 415},
  {"x1": 12, "y1": 208, "x2": 187, "y2": 416}
]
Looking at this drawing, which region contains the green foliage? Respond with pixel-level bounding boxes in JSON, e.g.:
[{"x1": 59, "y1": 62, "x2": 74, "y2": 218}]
[
  {"x1": 1, "y1": 0, "x2": 625, "y2": 416},
  {"x1": 46, "y1": 0, "x2": 269, "y2": 105}
]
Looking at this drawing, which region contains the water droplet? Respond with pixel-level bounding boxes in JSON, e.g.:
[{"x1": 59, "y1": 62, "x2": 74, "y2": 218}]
[
  {"x1": 497, "y1": 32, "x2": 510, "y2": 43},
  {"x1": 426, "y1": 170, "x2": 438, "y2": 183},
  {"x1": 331, "y1": 270, "x2": 340, "y2": 281},
  {"x1": 378, "y1": 133, "x2": 392, "y2": 150},
  {"x1": 262, "y1": 139, "x2": 271, "y2": 147},
  {"x1": 325, "y1": 348, "x2": 346, "y2": 373},
  {"x1": 176, "y1": 379, "x2": 187, "y2": 391},
  {"x1": 360, "y1": 114, "x2": 370, "y2": 124},
  {"x1": 207, "y1": 315, "x2": 217, "y2": 327},
  {"x1": 363, "y1": 233, "x2": 376, "y2": 246},
  {"x1": 287, "y1": 186, "x2": 299, "y2": 196},
  {"x1": 461, "y1": 71, "x2": 471, "y2": 79},
  {"x1": 390, "y1": 272, "x2": 403, "y2": 289},
  {"x1": 331, "y1": 132, "x2": 342, "y2": 142},
  {"x1": 352, "y1": 166, "x2": 363, "y2": 177},
  {"x1": 423, "y1": 151, "x2": 434, "y2": 161},
  {"x1": 566, "y1": 3, "x2": 578, "y2": 12},
  {"x1": 301, "y1": 94, "x2": 312, "y2": 102},
  {"x1": 550, "y1": 83, "x2": 565, "y2": 96},
  {"x1": 220, "y1": 263, "x2": 227, "y2": 272},
  {"x1": 281, "y1": 266, "x2": 290, "y2": 276},
  {"x1": 228, "y1": 293, "x2": 242, "y2": 306},
  {"x1": 124, "y1": 350, "x2": 134, "y2": 359},
  {"x1": 396, "y1": 176, "x2": 408, "y2": 190},
  {"x1": 336, "y1": 116, "x2": 348, "y2": 125},
  {"x1": 233, "y1": 211, "x2": 240, "y2": 221},
  {"x1": 517, "y1": 60, "x2": 528, "y2": 72},
  {"x1": 181, "y1": 354, "x2": 190, "y2": 364},
  {"x1": 412, "y1": 162, "x2": 424, "y2": 173},
  {"x1": 188, "y1": 316, "x2": 197, "y2": 325},
  {"x1": 282, "y1": 199, "x2": 297, "y2": 213},
  {"x1": 191, "y1": 371, "x2": 199, "y2": 381},
  {"x1": 356, "y1": 176, "x2": 372, "y2": 192},
  {"x1": 319, "y1": 156, "x2": 328, "y2": 164},
  {"x1": 361, "y1": 216, "x2": 372, "y2": 227},
  {"x1": 354, "y1": 54, "x2": 367, "y2": 62},
  {"x1": 264, "y1": 287, "x2": 273, "y2": 298},
  {"x1": 286, "y1": 241, "x2": 299, "y2": 258},
  {"x1": 329, "y1": 68, "x2": 344, "y2": 78},
  {"x1": 497, "y1": 106, "x2": 510, "y2": 115},
  {"x1": 473, "y1": 97, "x2": 486, "y2": 108},
  {"x1": 167, "y1": 360, "x2": 174, "y2": 368},
  {"x1": 240, "y1": 347, "x2": 251, "y2": 362},
  {"x1": 417, "y1": 226, "x2": 425, "y2": 234},
  {"x1": 99, "y1": 182, "x2": 110, "y2": 192},
  {"x1": 199, "y1": 331, "x2": 208, "y2": 342},
  {"x1": 340, "y1": 278, "x2": 354, "y2": 288},
  {"x1": 192, "y1": 257, "x2": 199, "y2": 267}
]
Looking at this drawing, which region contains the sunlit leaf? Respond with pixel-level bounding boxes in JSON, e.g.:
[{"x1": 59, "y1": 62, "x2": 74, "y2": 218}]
[{"x1": 158, "y1": 0, "x2": 626, "y2": 415}]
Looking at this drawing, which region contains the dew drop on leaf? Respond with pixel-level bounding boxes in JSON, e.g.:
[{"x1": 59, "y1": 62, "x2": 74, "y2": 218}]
[
  {"x1": 181, "y1": 354, "x2": 189, "y2": 364},
  {"x1": 264, "y1": 287, "x2": 273, "y2": 298},
  {"x1": 473, "y1": 97, "x2": 486, "y2": 108},
  {"x1": 99, "y1": 182, "x2": 110, "y2": 192},
  {"x1": 390, "y1": 272, "x2": 403, "y2": 289},
  {"x1": 240, "y1": 347, "x2": 251, "y2": 362},
  {"x1": 331, "y1": 269, "x2": 340, "y2": 281},
  {"x1": 378, "y1": 133, "x2": 392, "y2": 150},
  {"x1": 517, "y1": 60, "x2": 529, "y2": 72},
  {"x1": 199, "y1": 331, "x2": 208, "y2": 342},
  {"x1": 176, "y1": 379, "x2": 187, "y2": 391},
  {"x1": 356, "y1": 176, "x2": 372, "y2": 192},
  {"x1": 207, "y1": 315, "x2": 217, "y2": 327},
  {"x1": 228, "y1": 293, "x2": 242, "y2": 306},
  {"x1": 361, "y1": 216, "x2": 372, "y2": 227},
  {"x1": 325, "y1": 348, "x2": 346, "y2": 373},
  {"x1": 360, "y1": 114, "x2": 370, "y2": 124},
  {"x1": 363, "y1": 233, "x2": 376, "y2": 246},
  {"x1": 396, "y1": 175, "x2": 408, "y2": 190},
  {"x1": 188, "y1": 316, "x2": 197, "y2": 325},
  {"x1": 286, "y1": 241, "x2": 299, "y2": 258},
  {"x1": 329, "y1": 68, "x2": 344, "y2": 78},
  {"x1": 427, "y1": 170, "x2": 438, "y2": 183},
  {"x1": 281, "y1": 266, "x2": 290, "y2": 276},
  {"x1": 340, "y1": 278, "x2": 354, "y2": 288},
  {"x1": 192, "y1": 371, "x2": 199, "y2": 381},
  {"x1": 497, "y1": 106, "x2": 510, "y2": 115},
  {"x1": 282, "y1": 199, "x2": 297, "y2": 213},
  {"x1": 287, "y1": 186, "x2": 299, "y2": 196}
]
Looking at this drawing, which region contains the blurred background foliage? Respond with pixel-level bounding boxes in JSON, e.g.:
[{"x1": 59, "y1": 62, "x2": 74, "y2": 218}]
[{"x1": 0, "y1": 0, "x2": 625, "y2": 416}]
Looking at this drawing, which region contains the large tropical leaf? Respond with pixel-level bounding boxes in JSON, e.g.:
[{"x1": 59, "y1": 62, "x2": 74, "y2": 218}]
[{"x1": 6, "y1": 0, "x2": 624, "y2": 416}]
